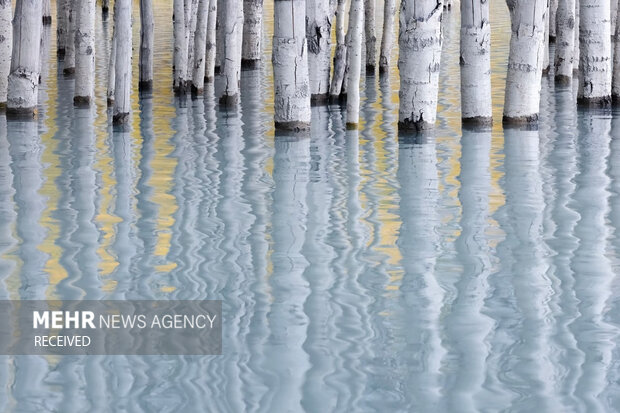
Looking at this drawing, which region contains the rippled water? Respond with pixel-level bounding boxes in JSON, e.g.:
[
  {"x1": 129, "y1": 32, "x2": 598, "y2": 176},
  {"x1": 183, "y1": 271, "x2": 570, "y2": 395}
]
[{"x1": 1, "y1": 1, "x2": 620, "y2": 412}]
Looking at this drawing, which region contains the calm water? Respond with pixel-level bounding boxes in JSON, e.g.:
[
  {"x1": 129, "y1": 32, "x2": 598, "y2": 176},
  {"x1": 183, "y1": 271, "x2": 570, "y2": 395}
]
[{"x1": 1, "y1": 1, "x2": 620, "y2": 412}]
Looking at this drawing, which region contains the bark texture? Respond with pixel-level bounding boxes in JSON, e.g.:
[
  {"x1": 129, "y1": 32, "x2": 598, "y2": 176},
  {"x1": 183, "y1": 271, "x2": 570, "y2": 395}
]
[
  {"x1": 242, "y1": 0, "x2": 263, "y2": 68},
  {"x1": 549, "y1": 0, "x2": 558, "y2": 40},
  {"x1": 56, "y1": 0, "x2": 68, "y2": 57},
  {"x1": 307, "y1": 0, "x2": 332, "y2": 103},
  {"x1": 192, "y1": 0, "x2": 210, "y2": 95},
  {"x1": 364, "y1": 0, "x2": 376, "y2": 72},
  {"x1": 273, "y1": 0, "x2": 311, "y2": 130},
  {"x1": 43, "y1": 0, "x2": 51, "y2": 25},
  {"x1": 574, "y1": 0, "x2": 579, "y2": 71},
  {"x1": 554, "y1": 0, "x2": 576, "y2": 83},
  {"x1": 347, "y1": 0, "x2": 364, "y2": 127},
  {"x1": 398, "y1": 0, "x2": 443, "y2": 131},
  {"x1": 107, "y1": 33, "x2": 116, "y2": 106},
  {"x1": 0, "y1": 0, "x2": 11, "y2": 107},
  {"x1": 7, "y1": 0, "x2": 42, "y2": 116},
  {"x1": 503, "y1": 0, "x2": 546, "y2": 125},
  {"x1": 329, "y1": 0, "x2": 347, "y2": 101},
  {"x1": 74, "y1": 0, "x2": 95, "y2": 106},
  {"x1": 460, "y1": 0, "x2": 492, "y2": 125},
  {"x1": 613, "y1": 1, "x2": 620, "y2": 100},
  {"x1": 205, "y1": 0, "x2": 217, "y2": 82},
  {"x1": 220, "y1": 0, "x2": 243, "y2": 106},
  {"x1": 379, "y1": 0, "x2": 396, "y2": 74},
  {"x1": 64, "y1": 0, "x2": 76, "y2": 75},
  {"x1": 113, "y1": 0, "x2": 132, "y2": 124},
  {"x1": 173, "y1": 0, "x2": 189, "y2": 94},
  {"x1": 578, "y1": 0, "x2": 612, "y2": 106},
  {"x1": 139, "y1": 0, "x2": 154, "y2": 91}
]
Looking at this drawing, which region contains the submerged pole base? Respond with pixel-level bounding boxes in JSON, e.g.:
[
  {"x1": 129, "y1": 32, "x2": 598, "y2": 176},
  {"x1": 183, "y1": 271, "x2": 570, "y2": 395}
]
[
  {"x1": 241, "y1": 59, "x2": 261, "y2": 70},
  {"x1": 139, "y1": 80, "x2": 153, "y2": 92},
  {"x1": 554, "y1": 74, "x2": 572, "y2": 86},
  {"x1": 462, "y1": 116, "x2": 493, "y2": 129},
  {"x1": 502, "y1": 113, "x2": 539, "y2": 129},
  {"x1": 311, "y1": 93, "x2": 330, "y2": 106},
  {"x1": 113, "y1": 112, "x2": 130, "y2": 125},
  {"x1": 73, "y1": 96, "x2": 92, "y2": 107},
  {"x1": 398, "y1": 118, "x2": 435, "y2": 133},
  {"x1": 346, "y1": 122, "x2": 359, "y2": 130},
  {"x1": 219, "y1": 94, "x2": 239, "y2": 108},
  {"x1": 274, "y1": 121, "x2": 311, "y2": 134},
  {"x1": 6, "y1": 106, "x2": 37, "y2": 119},
  {"x1": 42, "y1": 15, "x2": 52, "y2": 25},
  {"x1": 577, "y1": 95, "x2": 611, "y2": 108}
]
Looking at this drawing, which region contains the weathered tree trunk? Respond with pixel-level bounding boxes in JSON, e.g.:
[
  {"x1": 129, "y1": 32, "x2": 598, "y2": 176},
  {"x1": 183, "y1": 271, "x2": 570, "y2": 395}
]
[
  {"x1": 578, "y1": 0, "x2": 612, "y2": 106},
  {"x1": 173, "y1": 0, "x2": 189, "y2": 94},
  {"x1": 242, "y1": 0, "x2": 263, "y2": 69},
  {"x1": 192, "y1": 0, "x2": 210, "y2": 95},
  {"x1": 549, "y1": 0, "x2": 558, "y2": 40},
  {"x1": 64, "y1": 0, "x2": 76, "y2": 75},
  {"x1": 612, "y1": 3, "x2": 620, "y2": 101},
  {"x1": 215, "y1": 0, "x2": 223, "y2": 73},
  {"x1": 347, "y1": 0, "x2": 364, "y2": 127},
  {"x1": 329, "y1": 0, "x2": 347, "y2": 101},
  {"x1": 555, "y1": 0, "x2": 576, "y2": 84},
  {"x1": 0, "y1": 0, "x2": 11, "y2": 109},
  {"x1": 543, "y1": 0, "x2": 551, "y2": 73},
  {"x1": 307, "y1": 0, "x2": 332, "y2": 104},
  {"x1": 613, "y1": 0, "x2": 619, "y2": 35},
  {"x1": 574, "y1": 0, "x2": 580, "y2": 71},
  {"x1": 364, "y1": 0, "x2": 376, "y2": 73},
  {"x1": 273, "y1": 0, "x2": 311, "y2": 131},
  {"x1": 43, "y1": 0, "x2": 52, "y2": 25},
  {"x1": 113, "y1": 0, "x2": 132, "y2": 124},
  {"x1": 186, "y1": 0, "x2": 199, "y2": 82},
  {"x1": 74, "y1": 0, "x2": 95, "y2": 106},
  {"x1": 107, "y1": 33, "x2": 116, "y2": 106},
  {"x1": 460, "y1": 0, "x2": 492, "y2": 126},
  {"x1": 379, "y1": 0, "x2": 396, "y2": 75},
  {"x1": 220, "y1": 0, "x2": 243, "y2": 106},
  {"x1": 205, "y1": 0, "x2": 217, "y2": 83},
  {"x1": 7, "y1": 0, "x2": 42, "y2": 116},
  {"x1": 56, "y1": 0, "x2": 68, "y2": 57},
  {"x1": 398, "y1": 0, "x2": 443, "y2": 131},
  {"x1": 139, "y1": 0, "x2": 154, "y2": 91},
  {"x1": 503, "y1": 0, "x2": 546, "y2": 125}
]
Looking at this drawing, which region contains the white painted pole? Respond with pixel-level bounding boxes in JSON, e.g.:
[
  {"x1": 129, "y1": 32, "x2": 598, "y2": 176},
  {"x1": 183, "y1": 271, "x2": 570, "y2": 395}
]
[
  {"x1": 364, "y1": 0, "x2": 376, "y2": 73},
  {"x1": 74, "y1": 0, "x2": 95, "y2": 106},
  {"x1": 460, "y1": 0, "x2": 493, "y2": 126},
  {"x1": 7, "y1": 0, "x2": 42, "y2": 117},
  {"x1": 113, "y1": 0, "x2": 133, "y2": 124},
  {"x1": 555, "y1": 0, "x2": 576, "y2": 84},
  {"x1": 273, "y1": 0, "x2": 311, "y2": 131},
  {"x1": 398, "y1": 0, "x2": 443, "y2": 131},
  {"x1": 346, "y1": 0, "x2": 363, "y2": 128},
  {"x1": 578, "y1": 0, "x2": 612, "y2": 106},
  {"x1": 0, "y1": 0, "x2": 12, "y2": 109},
  {"x1": 139, "y1": 0, "x2": 154, "y2": 91},
  {"x1": 307, "y1": 0, "x2": 332, "y2": 104},
  {"x1": 173, "y1": 0, "x2": 189, "y2": 95},
  {"x1": 329, "y1": 0, "x2": 347, "y2": 101},
  {"x1": 192, "y1": 0, "x2": 210, "y2": 95},
  {"x1": 205, "y1": 0, "x2": 217, "y2": 83},
  {"x1": 220, "y1": 0, "x2": 243, "y2": 107},
  {"x1": 379, "y1": 0, "x2": 396, "y2": 75},
  {"x1": 503, "y1": 0, "x2": 546, "y2": 125},
  {"x1": 242, "y1": 0, "x2": 264, "y2": 69}
]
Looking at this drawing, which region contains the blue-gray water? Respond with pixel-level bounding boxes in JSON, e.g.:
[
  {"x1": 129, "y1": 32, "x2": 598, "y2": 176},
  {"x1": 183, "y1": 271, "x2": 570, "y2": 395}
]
[{"x1": 1, "y1": 1, "x2": 620, "y2": 412}]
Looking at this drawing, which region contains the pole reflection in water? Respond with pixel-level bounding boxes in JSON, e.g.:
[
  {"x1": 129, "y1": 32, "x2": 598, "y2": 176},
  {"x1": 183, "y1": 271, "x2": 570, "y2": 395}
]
[
  {"x1": 396, "y1": 133, "x2": 444, "y2": 411},
  {"x1": 485, "y1": 128, "x2": 554, "y2": 410},
  {"x1": 445, "y1": 128, "x2": 494, "y2": 413},
  {"x1": 263, "y1": 134, "x2": 311, "y2": 412},
  {"x1": 0, "y1": 114, "x2": 15, "y2": 412},
  {"x1": 570, "y1": 113, "x2": 616, "y2": 413}
]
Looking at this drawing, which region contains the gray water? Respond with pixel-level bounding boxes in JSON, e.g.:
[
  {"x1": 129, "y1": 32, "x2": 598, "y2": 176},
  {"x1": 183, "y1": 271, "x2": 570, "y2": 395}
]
[{"x1": 1, "y1": 1, "x2": 620, "y2": 412}]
